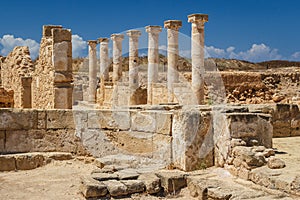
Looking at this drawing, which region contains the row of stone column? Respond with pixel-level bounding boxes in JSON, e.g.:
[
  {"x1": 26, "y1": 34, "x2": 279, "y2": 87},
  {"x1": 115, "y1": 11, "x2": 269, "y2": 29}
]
[{"x1": 87, "y1": 13, "x2": 208, "y2": 105}]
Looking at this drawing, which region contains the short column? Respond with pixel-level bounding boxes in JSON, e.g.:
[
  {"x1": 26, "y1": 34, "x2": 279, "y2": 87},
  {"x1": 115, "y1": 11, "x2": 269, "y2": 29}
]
[
  {"x1": 145, "y1": 25, "x2": 162, "y2": 105},
  {"x1": 126, "y1": 30, "x2": 141, "y2": 105},
  {"x1": 111, "y1": 34, "x2": 124, "y2": 83},
  {"x1": 188, "y1": 14, "x2": 208, "y2": 104},
  {"x1": 98, "y1": 38, "x2": 110, "y2": 82},
  {"x1": 164, "y1": 20, "x2": 182, "y2": 103},
  {"x1": 88, "y1": 40, "x2": 98, "y2": 103}
]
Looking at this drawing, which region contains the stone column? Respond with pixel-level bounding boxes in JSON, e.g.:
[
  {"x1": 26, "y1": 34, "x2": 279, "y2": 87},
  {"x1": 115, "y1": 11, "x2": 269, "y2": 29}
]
[
  {"x1": 146, "y1": 26, "x2": 162, "y2": 105},
  {"x1": 188, "y1": 14, "x2": 208, "y2": 104},
  {"x1": 126, "y1": 30, "x2": 141, "y2": 105},
  {"x1": 111, "y1": 34, "x2": 124, "y2": 83},
  {"x1": 88, "y1": 40, "x2": 98, "y2": 103},
  {"x1": 164, "y1": 20, "x2": 182, "y2": 103},
  {"x1": 98, "y1": 38, "x2": 110, "y2": 82}
]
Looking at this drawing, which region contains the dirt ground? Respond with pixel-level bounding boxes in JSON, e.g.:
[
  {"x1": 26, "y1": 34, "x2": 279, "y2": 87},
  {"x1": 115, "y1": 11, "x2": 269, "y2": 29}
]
[{"x1": 0, "y1": 158, "x2": 197, "y2": 200}]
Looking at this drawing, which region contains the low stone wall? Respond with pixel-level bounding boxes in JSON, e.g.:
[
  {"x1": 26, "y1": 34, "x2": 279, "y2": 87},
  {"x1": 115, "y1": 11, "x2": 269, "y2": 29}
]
[
  {"x1": 248, "y1": 103, "x2": 300, "y2": 137},
  {"x1": 0, "y1": 109, "x2": 87, "y2": 155},
  {"x1": 0, "y1": 105, "x2": 276, "y2": 171}
]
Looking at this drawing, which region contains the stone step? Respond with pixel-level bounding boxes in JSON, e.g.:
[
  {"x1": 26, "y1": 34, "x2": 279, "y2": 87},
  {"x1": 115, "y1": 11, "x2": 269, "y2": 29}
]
[
  {"x1": 0, "y1": 152, "x2": 73, "y2": 171},
  {"x1": 187, "y1": 168, "x2": 294, "y2": 200}
]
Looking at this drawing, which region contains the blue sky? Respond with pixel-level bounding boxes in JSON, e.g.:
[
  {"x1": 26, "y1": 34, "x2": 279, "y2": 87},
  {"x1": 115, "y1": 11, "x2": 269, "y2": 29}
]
[{"x1": 0, "y1": 0, "x2": 300, "y2": 62}]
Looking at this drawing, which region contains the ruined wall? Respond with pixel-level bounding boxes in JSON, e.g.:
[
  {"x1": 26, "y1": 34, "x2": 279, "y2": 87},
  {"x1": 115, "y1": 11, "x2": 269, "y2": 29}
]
[
  {"x1": 0, "y1": 87, "x2": 14, "y2": 108},
  {"x1": 0, "y1": 104, "x2": 277, "y2": 171},
  {"x1": 0, "y1": 109, "x2": 88, "y2": 155},
  {"x1": 0, "y1": 46, "x2": 34, "y2": 108},
  {"x1": 32, "y1": 25, "x2": 73, "y2": 109}
]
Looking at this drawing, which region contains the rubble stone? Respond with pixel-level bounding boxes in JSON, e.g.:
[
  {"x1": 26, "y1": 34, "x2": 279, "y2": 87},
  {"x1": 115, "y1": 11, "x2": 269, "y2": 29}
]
[{"x1": 138, "y1": 173, "x2": 161, "y2": 194}]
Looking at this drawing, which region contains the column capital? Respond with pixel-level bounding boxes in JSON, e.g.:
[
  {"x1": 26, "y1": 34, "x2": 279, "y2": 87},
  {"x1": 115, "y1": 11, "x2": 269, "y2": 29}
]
[
  {"x1": 188, "y1": 13, "x2": 209, "y2": 24},
  {"x1": 111, "y1": 34, "x2": 124, "y2": 41},
  {"x1": 164, "y1": 20, "x2": 182, "y2": 30},
  {"x1": 126, "y1": 30, "x2": 141, "y2": 37},
  {"x1": 145, "y1": 25, "x2": 162, "y2": 34},
  {"x1": 87, "y1": 40, "x2": 97, "y2": 46},
  {"x1": 98, "y1": 37, "x2": 109, "y2": 43}
]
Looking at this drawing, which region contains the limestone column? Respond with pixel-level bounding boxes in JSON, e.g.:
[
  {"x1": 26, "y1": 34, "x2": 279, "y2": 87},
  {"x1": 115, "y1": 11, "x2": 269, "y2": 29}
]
[
  {"x1": 164, "y1": 20, "x2": 182, "y2": 103},
  {"x1": 88, "y1": 40, "x2": 97, "y2": 103},
  {"x1": 126, "y1": 30, "x2": 141, "y2": 105},
  {"x1": 145, "y1": 25, "x2": 162, "y2": 104},
  {"x1": 188, "y1": 14, "x2": 208, "y2": 104},
  {"x1": 98, "y1": 38, "x2": 110, "y2": 82},
  {"x1": 110, "y1": 34, "x2": 124, "y2": 83}
]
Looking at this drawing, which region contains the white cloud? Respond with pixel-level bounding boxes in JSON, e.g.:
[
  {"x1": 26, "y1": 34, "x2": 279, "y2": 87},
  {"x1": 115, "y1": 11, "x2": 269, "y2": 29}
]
[
  {"x1": 72, "y1": 34, "x2": 87, "y2": 58},
  {"x1": 291, "y1": 52, "x2": 300, "y2": 60},
  {"x1": 205, "y1": 43, "x2": 283, "y2": 62},
  {"x1": 235, "y1": 44, "x2": 282, "y2": 62},
  {"x1": 0, "y1": 35, "x2": 39, "y2": 59}
]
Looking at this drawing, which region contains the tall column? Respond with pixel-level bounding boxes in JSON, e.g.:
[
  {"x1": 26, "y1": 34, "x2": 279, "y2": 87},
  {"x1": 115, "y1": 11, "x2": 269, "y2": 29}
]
[
  {"x1": 88, "y1": 40, "x2": 97, "y2": 103},
  {"x1": 145, "y1": 25, "x2": 162, "y2": 104},
  {"x1": 188, "y1": 14, "x2": 208, "y2": 104},
  {"x1": 126, "y1": 30, "x2": 141, "y2": 105},
  {"x1": 111, "y1": 34, "x2": 124, "y2": 83},
  {"x1": 164, "y1": 20, "x2": 182, "y2": 103},
  {"x1": 98, "y1": 38, "x2": 110, "y2": 82}
]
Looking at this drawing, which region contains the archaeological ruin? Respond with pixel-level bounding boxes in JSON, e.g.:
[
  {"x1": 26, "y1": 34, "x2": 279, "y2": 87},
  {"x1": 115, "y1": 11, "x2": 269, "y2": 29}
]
[{"x1": 1, "y1": 13, "x2": 300, "y2": 199}]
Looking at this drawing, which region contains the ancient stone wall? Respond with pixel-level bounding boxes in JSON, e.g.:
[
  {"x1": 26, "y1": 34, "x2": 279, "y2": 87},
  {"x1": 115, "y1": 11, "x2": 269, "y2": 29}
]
[
  {"x1": 0, "y1": 109, "x2": 87, "y2": 154},
  {"x1": 32, "y1": 25, "x2": 73, "y2": 109},
  {"x1": 0, "y1": 87, "x2": 14, "y2": 108},
  {"x1": 0, "y1": 104, "x2": 279, "y2": 171},
  {"x1": 0, "y1": 46, "x2": 34, "y2": 108}
]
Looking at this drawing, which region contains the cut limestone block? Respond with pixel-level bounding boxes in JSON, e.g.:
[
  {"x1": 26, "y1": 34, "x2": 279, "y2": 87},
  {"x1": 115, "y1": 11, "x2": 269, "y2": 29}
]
[{"x1": 80, "y1": 176, "x2": 108, "y2": 198}]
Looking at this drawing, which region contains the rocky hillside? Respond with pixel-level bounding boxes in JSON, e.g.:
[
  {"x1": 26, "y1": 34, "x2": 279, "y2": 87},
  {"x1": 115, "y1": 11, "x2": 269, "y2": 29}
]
[{"x1": 72, "y1": 56, "x2": 300, "y2": 72}]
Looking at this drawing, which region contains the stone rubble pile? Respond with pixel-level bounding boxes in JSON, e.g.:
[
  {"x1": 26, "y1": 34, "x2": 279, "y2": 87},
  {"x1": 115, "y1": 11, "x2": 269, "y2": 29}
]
[{"x1": 80, "y1": 166, "x2": 188, "y2": 198}]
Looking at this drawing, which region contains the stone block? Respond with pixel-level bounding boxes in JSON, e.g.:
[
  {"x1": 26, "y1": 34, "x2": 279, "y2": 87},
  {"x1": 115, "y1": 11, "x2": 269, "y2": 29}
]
[
  {"x1": 0, "y1": 109, "x2": 38, "y2": 130},
  {"x1": 155, "y1": 170, "x2": 187, "y2": 194},
  {"x1": 80, "y1": 129, "x2": 119, "y2": 158},
  {"x1": 291, "y1": 118, "x2": 300, "y2": 136},
  {"x1": 273, "y1": 121, "x2": 291, "y2": 137},
  {"x1": 116, "y1": 169, "x2": 139, "y2": 180},
  {"x1": 121, "y1": 180, "x2": 145, "y2": 194},
  {"x1": 0, "y1": 155, "x2": 16, "y2": 171},
  {"x1": 80, "y1": 176, "x2": 108, "y2": 198},
  {"x1": 87, "y1": 110, "x2": 130, "y2": 130},
  {"x1": 138, "y1": 173, "x2": 161, "y2": 194},
  {"x1": 131, "y1": 111, "x2": 156, "y2": 133},
  {"x1": 52, "y1": 28, "x2": 71, "y2": 43},
  {"x1": 172, "y1": 109, "x2": 213, "y2": 171},
  {"x1": 43, "y1": 25, "x2": 62, "y2": 37},
  {"x1": 103, "y1": 180, "x2": 128, "y2": 197},
  {"x1": 156, "y1": 112, "x2": 172, "y2": 135},
  {"x1": 5, "y1": 130, "x2": 31, "y2": 153},
  {"x1": 228, "y1": 113, "x2": 272, "y2": 148},
  {"x1": 46, "y1": 110, "x2": 74, "y2": 129},
  {"x1": 0, "y1": 131, "x2": 5, "y2": 152},
  {"x1": 37, "y1": 110, "x2": 47, "y2": 129},
  {"x1": 238, "y1": 167, "x2": 250, "y2": 180},
  {"x1": 274, "y1": 104, "x2": 291, "y2": 120},
  {"x1": 54, "y1": 87, "x2": 73, "y2": 109},
  {"x1": 47, "y1": 152, "x2": 73, "y2": 160},
  {"x1": 53, "y1": 41, "x2": 71, "y2": 71},
  {"x1": 54, "y1": 72, "x2": 73, "y2": 83},
  {"x1": 91, "y1": 172, "x2": 118, "y2": 181},
  {"x1": 5, "y1": 129, "x2": 86, "y2": 155},
  {"x1": 187, "y1": 176, "x2": 208, "y2": 198},
  {"x1": 267, "y1": 157, "x2": 285, "y2": 169},
  {"x1": 15, "y1": 154, "x2": 45, "y2": 170}
]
